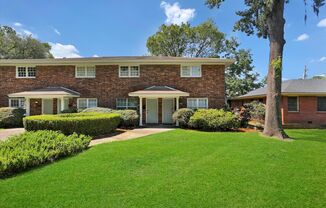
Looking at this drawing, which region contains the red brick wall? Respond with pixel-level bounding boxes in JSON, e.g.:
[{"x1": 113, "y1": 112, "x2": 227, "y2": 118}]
[{"x1": 0, "y1": 64, "x2": 226, "y2": 110}]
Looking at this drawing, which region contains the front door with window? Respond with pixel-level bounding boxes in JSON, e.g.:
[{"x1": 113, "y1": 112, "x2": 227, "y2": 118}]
[
  {"x1": 42, "y1": 99, "x2": 53, "y2": 114},
  {"x1": 162, "y1": 98, "x2": 174, "y2": 124},
  {"x1": 146, "y1": 98, "x2": 158, "y2": 124}
]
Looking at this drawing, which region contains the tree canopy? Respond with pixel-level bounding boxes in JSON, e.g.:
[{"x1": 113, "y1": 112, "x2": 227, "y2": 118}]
[
  {"x1": 147, "y1": 20, "x2": 263, "y2": 97},
  {"x1": 0, "y1": 26, "x2": 53, "y2": 59}
]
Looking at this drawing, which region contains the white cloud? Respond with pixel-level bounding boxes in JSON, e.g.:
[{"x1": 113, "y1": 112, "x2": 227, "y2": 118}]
[
  {"x1": 319, "y1": 56, "x2": 326, "y2": 62},
  {"x1": 295, "y1": 33, "x2": 309, "y2": 41},
  {"x1": 53, "y1": 28, "x2": 61, "y2": 36},
  {"x1": 160, "y1": 1, "x2": 195, "y2": 25},
  {"x1": 92, "y1": 54, "x2": 99, "y2": 57},
  {"x1": 317, "y1": 18, "x2": 326, "y2": 27},
  {"x1": 49, "y1": 42, "x2": 81, "y2": 58},
  {"x1": 22, "y1": 29, "x2": 38, "y2": 38},
  {"x1": 13, "y1": 22, "x2": 23, "y2": 27}
]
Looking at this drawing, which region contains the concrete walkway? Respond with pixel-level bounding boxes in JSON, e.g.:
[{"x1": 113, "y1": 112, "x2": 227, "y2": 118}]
[
  {"x1": 90, "y1": 128, "x2": 174, "y2": 146},
  {"x1": 0, "y1": 128, "x2": 25, "y2": 141}
]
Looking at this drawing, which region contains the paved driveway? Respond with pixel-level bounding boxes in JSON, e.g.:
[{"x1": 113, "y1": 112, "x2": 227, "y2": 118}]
[{"x1": 0, "y1": 128, "x2": 25, "y2": 141}]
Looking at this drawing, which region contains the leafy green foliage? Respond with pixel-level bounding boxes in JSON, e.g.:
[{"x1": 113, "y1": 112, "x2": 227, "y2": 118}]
[
  {"x1": 172, "y1": 108, "x2": 194, "y2": 128},
  {"x1": 0, "y1": 26, "x2": 53, "y2": 59},
  {"x1": 188, "y1": 109, "x2": 240, "y2": 131},
  {"x1": 0, "y1": 130, "x2": 91, "y2": 177},
  {"x1": 82, "y1": 107, "x2": 113, "y2": 113},
  {"x1": 23, "y1": 113, "x2": 121, "y2": 136},
  {"x1": 0, "y1": 107, "x2": 25, "y2": 128}
]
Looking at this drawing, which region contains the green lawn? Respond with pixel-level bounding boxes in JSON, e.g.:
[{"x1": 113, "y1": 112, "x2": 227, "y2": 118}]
[{"x1": 1, "y1": 129, "x2": 326, "y2": 208}]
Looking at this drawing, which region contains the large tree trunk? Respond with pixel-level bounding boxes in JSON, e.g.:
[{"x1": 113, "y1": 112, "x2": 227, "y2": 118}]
[{"x1": 263, "y1": 0, "x2": 289, "y2": 139}]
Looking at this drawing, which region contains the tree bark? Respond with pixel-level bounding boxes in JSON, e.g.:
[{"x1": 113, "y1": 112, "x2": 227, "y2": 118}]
[{"x1": 263, "y1": 0, "x2": 289, "y2": 139}]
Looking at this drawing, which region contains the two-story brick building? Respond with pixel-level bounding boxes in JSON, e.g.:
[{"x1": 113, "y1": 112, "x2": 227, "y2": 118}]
[{"x1": 0, "y1": 56, "x2": 233, "y2": 126}]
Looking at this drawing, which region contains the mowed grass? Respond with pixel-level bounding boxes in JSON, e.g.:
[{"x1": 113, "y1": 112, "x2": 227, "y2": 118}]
[{"x1": 1, "y1": 129, "x2": 326, "y2": 208}]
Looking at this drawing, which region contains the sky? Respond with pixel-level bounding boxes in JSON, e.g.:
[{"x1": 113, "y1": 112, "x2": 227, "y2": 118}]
[{"x1": 0, "y1": 0, "x2": 325, "y2": 80}]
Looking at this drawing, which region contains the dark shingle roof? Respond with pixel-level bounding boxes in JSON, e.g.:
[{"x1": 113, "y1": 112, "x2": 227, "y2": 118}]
[{"x1": 235, "y1": 79, "x2": 326, "y2": 99}]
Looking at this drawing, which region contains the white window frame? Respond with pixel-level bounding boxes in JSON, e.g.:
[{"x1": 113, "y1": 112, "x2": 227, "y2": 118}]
[
  {"x1": 116, "y1": 98, "x2": 138, "y2": 109},
  {"x1": 75, "y1": 66, "x2": 96, "y2": 78},
  {"x1": 16, "y1": 66, "x2": 36, "y2": 78},
  {"x1": 317, "y1": 97, "x2": 326, "y2": 112},
  {"x1": 187, "y1": 98, "x2": 208, "y2": 109},
  {"x1": 77, "y1": 98, "x2": 98, "y2": 109},
  {"x1": 287, "y1": 96, "x2": 299, "y2": 112},
  {"x1": 180, "y1": 65, "x2": 202, "y2": 78},
  {"x1": 9, "y1": 98, "x2": 25, "y2": 109},
  {"x1": 119, "y1": 65, "x2": 140, "y2": 78}
]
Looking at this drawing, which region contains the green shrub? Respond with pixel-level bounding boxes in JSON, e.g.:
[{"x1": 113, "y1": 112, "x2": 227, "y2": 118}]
[
  {"x1": 0, "y1": 107, "x2": 25, "y2": 128},
  {"x1": 24, "y1": 113, "x2": 121, "y2": 136},
  {"x1": 172, "y1": 108, "x2": 194, "y2": 128},
  {"x1": 112, "y1": 110, "x2": 139, "y2": 128},
  {"x1": 61, "y1": 107, "x2": 78, "y2": 114},
  {"x1": 244, "y1": 101, "x2": 265, "y2": 121},
  {"x1": 188, "y1": 109, "x2": 240, "y2": 131},
  {"x1": 0, "y1": 130, "x2": 91, "y2": 177},
  {"x1": 82, "y1": 107, "x2": 113, "y2": 113}
]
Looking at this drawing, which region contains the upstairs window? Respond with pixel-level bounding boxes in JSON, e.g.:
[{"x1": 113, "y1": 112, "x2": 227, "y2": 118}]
[
  {"x1": 16, "y1": 66, "x2": 36, "y2": 78},
  {"x1": 77, "y1": 98, "x2": 97, "y2": 109},
  {"x1": 9, "y1": 98, "x2": 25, "y2": 108},
  {"x1": 187, "y1": 98, "x2": 208, "y2": 109},
  {"x1": 288, "y1": 97, "x2": 299, "y2": 112},
  {"x1": 119, "y1": 66, "x2": 139, "y2": 77},
  {"x1": 181, "y1": 66, "x2": 201, "y2": 77},
  {"x1": 76, "y1": 66, "x2": 96, "y2": 78},
  {"x1": 116, "y1": 98, "x2": 138, "y2": 110},
  {"x1": 317, "y1": 97, "x2": 326, "y2": 112}
]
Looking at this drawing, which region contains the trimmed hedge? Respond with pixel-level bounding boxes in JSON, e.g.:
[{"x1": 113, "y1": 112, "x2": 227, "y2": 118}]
[
  {"x1": 172, "y1": 108, "x2": 194, "y2": 128},
  {"x1": 0, "y1": 107, "x2": 25, "y2": 128},
  {"x1": 24, "y1": 113, "x2": 121, "y2": 136},
  {"x1": 188, "y1": 109, "x2": 240, "y2": 131},
  {"x1": 0, "y1": 130, "x2": 91, "y2": 177},
  {"x1": 82, "y1": 107, "x2": 113, "y2": 113}
]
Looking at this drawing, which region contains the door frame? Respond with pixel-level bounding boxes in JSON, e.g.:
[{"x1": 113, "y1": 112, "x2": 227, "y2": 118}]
[
  {"x1": 162, "y1": 98, "x2": 175, "y2": 124},
  {"x1": 146, "y1": 98, "x2": 158, "y2": 124}
]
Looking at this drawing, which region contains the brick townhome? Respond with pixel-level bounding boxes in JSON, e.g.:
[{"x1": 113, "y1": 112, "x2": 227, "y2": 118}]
[
  {"x1": 230, "y1": 79, "x2": 326, "y2": 128},
  {"x1": 0, "y1": 56, "x2": 233, "y2": 126}
]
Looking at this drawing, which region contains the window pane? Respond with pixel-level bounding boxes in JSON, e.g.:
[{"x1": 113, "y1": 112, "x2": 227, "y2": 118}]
[
  {"x1": 192, "y1": 66, "x2": 201, "y2": 77},
  {"x1": 86, "y1": 66, "x2": 96, "y2": 77},
  {"x1": 120, "y1": 66, "x2": 129, "y2": 77},
  {"x1": 317, "y1": 97, "x2": 326, "y2": 111},
  {"x1": 181, "y1": 66, "x2": 191, "y2": 77},
  {"x1": 130, "y1": 66, "x2": 139, "y2": 77},
  {"x1": 288, "y1": 97, "x2": 298, "y2": 112},
  {"x1": 198, "y1": 98, "x2": 208, "y2": 108},
  {"x1": 76, "y1": 67, "x2": 86, "y2": 77},
  {"x1": 88, "y1": 99, "x2": 97, "y2": 108},
  {"x1": 117, "y1": 98, "x2": 127, "y2": 108},
  {"x1": 128, "y1": 98, "x2": 138, "y2": 108},
  {"x1": 187, "y1": 99, "x2": 197, "y2": 109},
  {"x1": 78, "y1": 99, "x2": 87, "y2": 109},
  {"x1": 27, "y1": 67, "x2": 36, "y2": 77},
  {"x1": 17, "y1": 67, "x2": 26, "y2": 77},
  {"x1": 10, "y1": 98, "x2": 25, "y2": 108}
]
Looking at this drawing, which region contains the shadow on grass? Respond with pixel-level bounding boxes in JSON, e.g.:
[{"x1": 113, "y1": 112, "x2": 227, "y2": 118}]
[{"x1": 286, "y1": 129, "x2": 326, "y2": 143}]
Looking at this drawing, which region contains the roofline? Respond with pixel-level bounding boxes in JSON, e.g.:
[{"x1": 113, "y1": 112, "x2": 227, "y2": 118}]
[
  {"x1": 0, "y1": 56, "x2": 235, "y2": 67},
  {"x1": 231, "y1": 92, "x2": 326, "y2": 100}
]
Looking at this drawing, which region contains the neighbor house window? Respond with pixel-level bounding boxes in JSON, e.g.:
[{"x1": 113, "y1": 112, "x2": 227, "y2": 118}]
[
  {"x1": 187, "y1": 98, "x2": 208, "y2": 109},
  {"x1": 288, "y1": 97, "x2": 299, "y2": 112},
  {"x1": 181, "y1": 66, "x2": 201, "y2": 77},
  {"x1": 16, "y1": 66, "x2": 36, "y2": 78},
  {"x1": 9, "y1": 98, "x2": 25, "y2": 109},
  {"x1": 77, "y1": 98, "x2": 97, "y2": 109},
  {"x1": 75, "y1": 66, "x2": 96, "y2": 78},
  {"x1": 119, "y1": 66, "x2": 139, "y2": 77},
  {"x1": 116, "y1": 98, "x2": 138, "y2": 110},
  {"x1": 317, "y1": 97, "x2": 326, "y2": 112}
]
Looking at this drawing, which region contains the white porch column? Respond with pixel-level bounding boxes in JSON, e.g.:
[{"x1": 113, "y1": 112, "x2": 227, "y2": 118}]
[
  {"x1": 60, "y1": 97, "x2": 65, "y2": 113},
  {"x1": 176, "y1": 97, "x2": 180, "y2": 126},
  {"x1": 25, "y1": 98, "x2": 30, "y2": 116},
  {"x1": 139, "y1": 97, "x2": 143, "y2": 126}
]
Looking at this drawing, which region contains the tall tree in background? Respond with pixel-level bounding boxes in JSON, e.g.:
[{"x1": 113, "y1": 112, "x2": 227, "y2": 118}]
[
  {"x1": 147, "y1": 20, "x2": 263, "y2": 97},
  {"x1": 206, "y1": 0, "x2": 325, "y2": 139},
  {"x1": 0, "y1": 26, "x2": 53, "y2": 59}
]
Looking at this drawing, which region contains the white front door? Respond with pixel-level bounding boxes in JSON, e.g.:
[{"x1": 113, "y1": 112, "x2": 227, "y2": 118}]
[
  {"x1": 42, "y1": 99, "x2": 53, "y2": 114},
  {"x1": 146, "y1": 98, "x2": 158, "y2": 124},
  {"x1": 162, "y1": 98, "x2": 174, "y2": 124}
]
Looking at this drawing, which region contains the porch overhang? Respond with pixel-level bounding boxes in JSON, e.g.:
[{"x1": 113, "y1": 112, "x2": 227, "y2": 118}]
[
  {"x1": 128, "y1": 86, "x2": 189, "y2": 98},
  {"x1": 8, "y1": 87, "x2": 80, "y2": 99}
]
